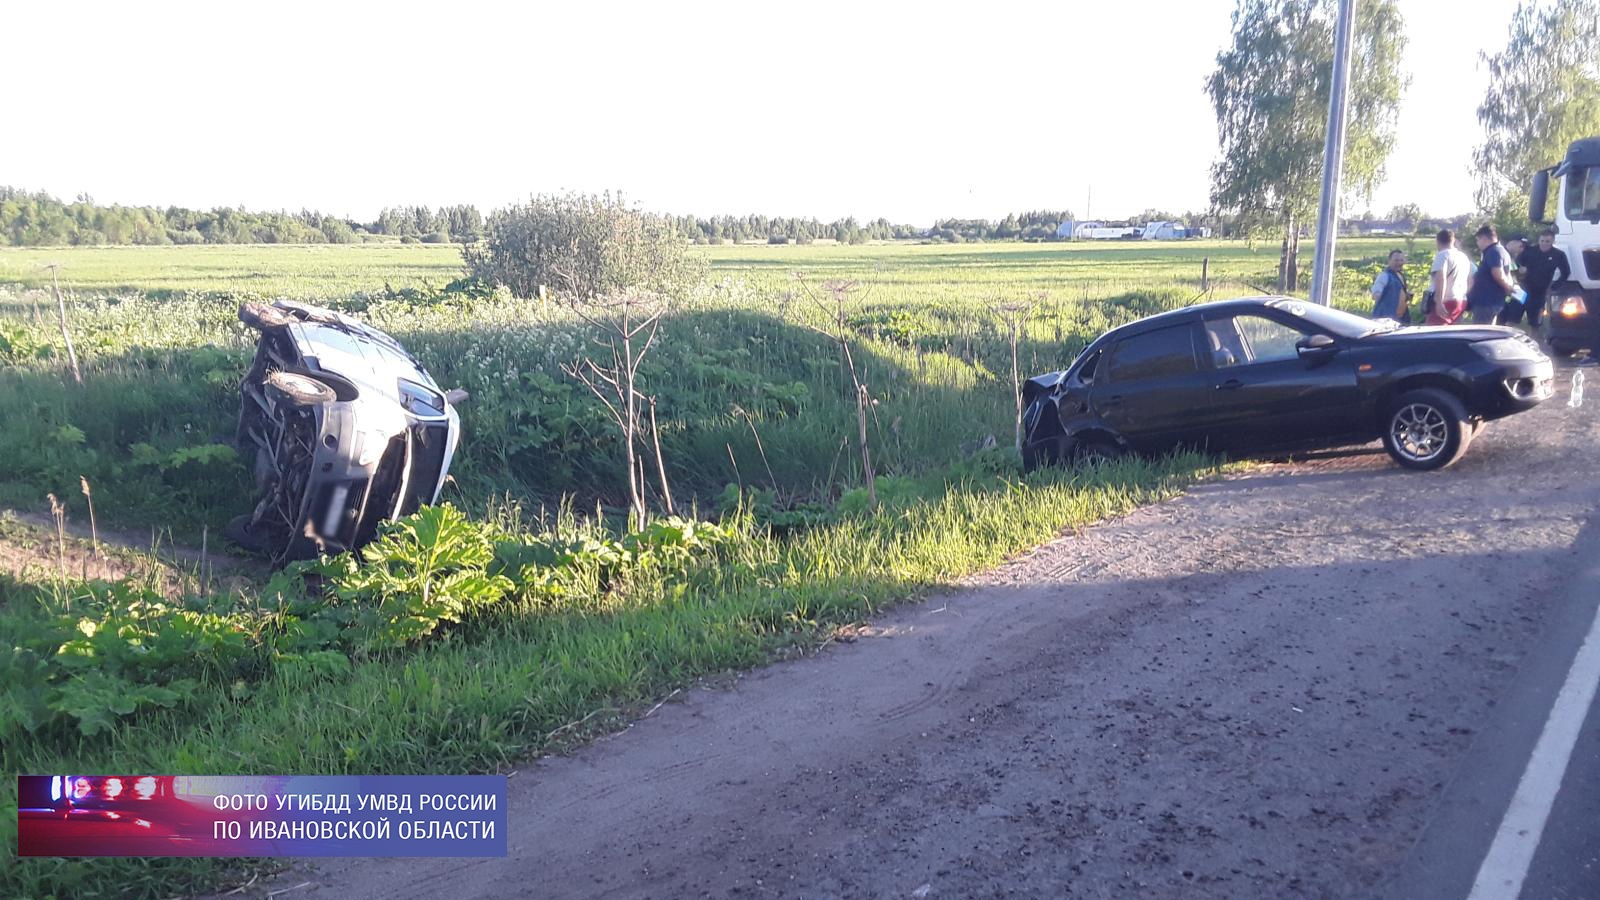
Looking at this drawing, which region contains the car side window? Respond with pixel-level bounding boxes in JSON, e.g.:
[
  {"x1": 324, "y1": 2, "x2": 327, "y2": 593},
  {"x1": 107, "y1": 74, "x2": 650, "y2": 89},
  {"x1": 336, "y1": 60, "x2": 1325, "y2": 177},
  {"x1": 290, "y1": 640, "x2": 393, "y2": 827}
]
[
  {"x1": 1074, "y1": 349, "x2": 1101, "y2": 385},
  {"x1": 1231, "y1": 314, "x2": 1310, "y2": 365},
  {"x1": 1103, "y1": 324, "x2": 1198, "y2": 383},
  {"x1": 1202, "y1": 319, "x2": 1248, "y2": 369}
]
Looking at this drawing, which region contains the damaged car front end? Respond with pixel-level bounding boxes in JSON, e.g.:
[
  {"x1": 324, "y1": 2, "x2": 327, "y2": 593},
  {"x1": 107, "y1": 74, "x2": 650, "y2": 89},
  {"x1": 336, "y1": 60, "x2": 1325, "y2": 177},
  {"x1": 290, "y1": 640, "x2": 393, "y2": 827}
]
[{"x1": 229, "y1": 300, "x2": 463, "y2": 563}]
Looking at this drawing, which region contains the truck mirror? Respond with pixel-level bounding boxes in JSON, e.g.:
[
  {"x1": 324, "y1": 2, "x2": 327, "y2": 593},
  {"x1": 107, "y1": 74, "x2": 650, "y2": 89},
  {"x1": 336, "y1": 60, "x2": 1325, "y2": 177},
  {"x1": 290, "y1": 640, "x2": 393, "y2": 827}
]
[{"x1": 1530, "y1": 169, "x2": 1550, "y2": 224}]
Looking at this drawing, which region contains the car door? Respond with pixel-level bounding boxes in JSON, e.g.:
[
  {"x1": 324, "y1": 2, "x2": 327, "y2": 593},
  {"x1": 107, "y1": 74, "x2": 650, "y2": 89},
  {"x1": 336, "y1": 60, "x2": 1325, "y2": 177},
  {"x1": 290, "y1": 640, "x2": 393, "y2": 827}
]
[
  {"x1": 1199, "y1": 311, "x2": 1363, "y2": 452},
  {"x1": 1090, "y1": 321, "x2": 1210, "y2": 453}
]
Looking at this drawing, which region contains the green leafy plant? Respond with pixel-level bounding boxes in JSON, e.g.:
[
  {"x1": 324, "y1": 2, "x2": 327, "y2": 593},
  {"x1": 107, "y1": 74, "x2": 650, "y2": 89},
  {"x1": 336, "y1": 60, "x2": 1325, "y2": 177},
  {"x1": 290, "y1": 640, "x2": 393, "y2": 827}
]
[{"x1": 328, "y1": 504, "x2": 514, "y2": 651}]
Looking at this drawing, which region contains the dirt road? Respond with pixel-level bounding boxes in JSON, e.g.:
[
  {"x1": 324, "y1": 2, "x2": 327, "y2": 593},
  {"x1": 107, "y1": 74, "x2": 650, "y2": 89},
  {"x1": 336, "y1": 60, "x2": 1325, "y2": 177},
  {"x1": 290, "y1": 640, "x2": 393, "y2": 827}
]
[{"x1": 271, "y1": 368, "x2": 1600, "y2": 900}]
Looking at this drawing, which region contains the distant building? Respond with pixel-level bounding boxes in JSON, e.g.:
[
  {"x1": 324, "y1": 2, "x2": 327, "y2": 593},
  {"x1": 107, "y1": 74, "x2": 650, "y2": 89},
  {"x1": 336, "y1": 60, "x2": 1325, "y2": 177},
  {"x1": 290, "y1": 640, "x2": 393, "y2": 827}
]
[
  {"x1": 1141, "y1": 221, "x2": 1183, "y2": 240},
  {"x1": 1139, "y1": 221, "x2": 1211, "y2": 240}
]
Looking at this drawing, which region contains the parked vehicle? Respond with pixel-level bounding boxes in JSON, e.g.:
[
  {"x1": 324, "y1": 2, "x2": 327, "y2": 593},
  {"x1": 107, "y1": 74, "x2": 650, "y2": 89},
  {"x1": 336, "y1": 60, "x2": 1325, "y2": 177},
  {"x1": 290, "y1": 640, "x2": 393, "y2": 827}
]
[
  {"x1": 1021, "y1": 297, "x2": 1553, "y2": 472},
  {"x1": 229, "y1": 300, "x2": 464, "y2": 562},
  {"x1": 1529, "y1": 137, "x2": 1600, "y2": 357}
]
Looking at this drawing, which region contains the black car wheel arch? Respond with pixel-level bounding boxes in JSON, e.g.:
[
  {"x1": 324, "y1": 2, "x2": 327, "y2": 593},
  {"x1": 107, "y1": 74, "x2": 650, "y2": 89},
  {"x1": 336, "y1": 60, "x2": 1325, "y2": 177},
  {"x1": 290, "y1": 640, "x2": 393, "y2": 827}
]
[{"x1": 1381, "y1": 388, "x2": 1472, "y2": 471}]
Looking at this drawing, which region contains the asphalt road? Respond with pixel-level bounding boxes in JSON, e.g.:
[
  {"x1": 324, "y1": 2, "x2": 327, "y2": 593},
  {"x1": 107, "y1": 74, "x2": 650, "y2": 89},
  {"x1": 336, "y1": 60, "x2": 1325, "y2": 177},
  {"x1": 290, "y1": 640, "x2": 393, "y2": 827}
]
[{"x1": 254, "y1": 364, "x2": 1600, "y2": 900}]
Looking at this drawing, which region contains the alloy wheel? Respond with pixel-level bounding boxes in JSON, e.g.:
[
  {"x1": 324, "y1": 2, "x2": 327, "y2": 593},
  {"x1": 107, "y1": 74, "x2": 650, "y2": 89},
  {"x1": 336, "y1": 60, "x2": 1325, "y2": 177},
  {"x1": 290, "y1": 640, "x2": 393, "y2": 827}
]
[{"x1": 1389, "y1": 403, "x2": 1448, "y2": 462}]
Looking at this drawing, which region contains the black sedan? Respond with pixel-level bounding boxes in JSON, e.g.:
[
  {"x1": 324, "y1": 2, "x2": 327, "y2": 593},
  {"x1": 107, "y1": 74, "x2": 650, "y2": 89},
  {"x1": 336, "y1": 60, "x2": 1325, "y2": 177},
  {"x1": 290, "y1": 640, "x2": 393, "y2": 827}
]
[{"x1": 1021, "y1": 297, "x2": 1554, "y2": 471}]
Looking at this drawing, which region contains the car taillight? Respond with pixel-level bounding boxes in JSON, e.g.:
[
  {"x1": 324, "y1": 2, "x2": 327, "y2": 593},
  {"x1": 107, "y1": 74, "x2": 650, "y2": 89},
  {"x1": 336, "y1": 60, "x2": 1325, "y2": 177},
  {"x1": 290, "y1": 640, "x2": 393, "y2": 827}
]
[{"x1": 1559, "y1": 296, "x2": 1587, "y2": 317}]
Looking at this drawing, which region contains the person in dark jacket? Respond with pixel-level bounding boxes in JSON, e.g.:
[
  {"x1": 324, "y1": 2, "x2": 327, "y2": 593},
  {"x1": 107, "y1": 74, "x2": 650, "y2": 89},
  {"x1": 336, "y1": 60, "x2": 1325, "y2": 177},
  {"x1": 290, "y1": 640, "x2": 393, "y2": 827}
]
[
  {"x1": 1509, "y1": 229, "x2": 1573, "y2": 327},
  {"x1": 1467, "y1": 225, "x2": 1522, "y2": 325}
]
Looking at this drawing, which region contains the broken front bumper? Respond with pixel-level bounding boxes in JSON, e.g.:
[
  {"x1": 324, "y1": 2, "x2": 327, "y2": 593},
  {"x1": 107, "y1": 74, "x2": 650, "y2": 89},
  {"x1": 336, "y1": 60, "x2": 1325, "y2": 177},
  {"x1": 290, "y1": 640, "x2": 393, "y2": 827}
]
[{"x1": 298, "y1": 403, "x2": 459, "y2": 554}]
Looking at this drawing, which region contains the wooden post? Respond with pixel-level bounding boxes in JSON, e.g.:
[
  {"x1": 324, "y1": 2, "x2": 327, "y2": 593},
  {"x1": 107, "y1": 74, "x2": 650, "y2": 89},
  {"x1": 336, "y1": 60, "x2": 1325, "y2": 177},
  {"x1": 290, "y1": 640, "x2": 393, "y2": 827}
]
[
  {"x1": 46, "y1": 264, "x2": 82, "y2": 384},
  {"x1": 856, "y1": 384, "x2": 876, "y2": 508},
  {"x1": 1202, "y1": 257, "x2": 1210, "y2": 293}
]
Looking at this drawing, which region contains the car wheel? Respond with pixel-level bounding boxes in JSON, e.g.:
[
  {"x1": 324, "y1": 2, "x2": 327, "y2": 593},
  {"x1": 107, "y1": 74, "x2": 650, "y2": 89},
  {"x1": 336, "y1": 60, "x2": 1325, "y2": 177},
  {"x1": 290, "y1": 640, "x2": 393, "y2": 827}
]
[
  {"x1": 239, "y1": 302, "x2": 294, "y2": 330},
  {"x1": 264, "y1": 371, "x2": 336, "y2": 407},
  {"x1": 1022, "y1": 436, "x2": 1064, "y2": 472},
  {"x1": 1074, "y1": 436, "x2": 1124, "y2": 467},
  {"x1": 1382, "y1": 388, "x2": 1470, "y2": 471},
  {"x1": 225, "y1": 514, "x2": 269, "y2": 553}
]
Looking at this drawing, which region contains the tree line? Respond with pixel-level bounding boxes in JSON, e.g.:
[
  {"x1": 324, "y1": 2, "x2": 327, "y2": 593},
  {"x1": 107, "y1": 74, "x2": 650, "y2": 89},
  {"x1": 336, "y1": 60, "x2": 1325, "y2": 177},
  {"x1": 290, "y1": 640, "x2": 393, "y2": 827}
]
[
  {"x1": 0, "y1": 189, "x2": 487, "y2": 247},
  {"x1": 0, "y1": 189, "x2": 1235, "y2": 249}
]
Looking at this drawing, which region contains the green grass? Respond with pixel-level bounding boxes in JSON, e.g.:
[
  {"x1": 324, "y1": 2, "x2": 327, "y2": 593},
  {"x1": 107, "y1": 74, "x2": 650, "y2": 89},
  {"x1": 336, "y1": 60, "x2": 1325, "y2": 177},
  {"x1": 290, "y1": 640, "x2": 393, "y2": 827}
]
[
  {"x1": 0, "y1": 236, "x2": 1406, "y2": 300},
  {"x1": 0, "y1": 243, "x2": 466, "y2": 299}
]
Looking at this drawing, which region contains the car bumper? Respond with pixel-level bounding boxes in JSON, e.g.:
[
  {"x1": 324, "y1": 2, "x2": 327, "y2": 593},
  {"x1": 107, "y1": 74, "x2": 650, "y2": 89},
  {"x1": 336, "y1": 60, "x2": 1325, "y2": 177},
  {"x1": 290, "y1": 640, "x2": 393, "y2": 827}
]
[
  {"x1": 300, "y1": 405, "x2": 457, "y2": 553},
  {"x1": 1465, "y1": 357, "x2": 1554, "y2": 419}
]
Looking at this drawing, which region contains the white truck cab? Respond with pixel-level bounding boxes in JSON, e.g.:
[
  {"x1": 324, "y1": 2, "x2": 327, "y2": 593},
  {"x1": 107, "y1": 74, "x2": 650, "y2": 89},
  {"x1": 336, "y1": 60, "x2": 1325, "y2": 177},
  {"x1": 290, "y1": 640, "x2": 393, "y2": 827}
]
[{"x1": 1531, "y1": 137, "x2": 1600, "y2": 355}]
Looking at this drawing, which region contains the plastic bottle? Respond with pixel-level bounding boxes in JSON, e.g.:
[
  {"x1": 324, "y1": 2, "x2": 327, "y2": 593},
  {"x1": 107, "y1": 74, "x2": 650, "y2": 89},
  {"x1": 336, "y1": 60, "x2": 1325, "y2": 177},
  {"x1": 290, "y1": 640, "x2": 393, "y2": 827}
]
[{"x1": 1571, "y1": 369, "x2": 1585, "y2": 409}]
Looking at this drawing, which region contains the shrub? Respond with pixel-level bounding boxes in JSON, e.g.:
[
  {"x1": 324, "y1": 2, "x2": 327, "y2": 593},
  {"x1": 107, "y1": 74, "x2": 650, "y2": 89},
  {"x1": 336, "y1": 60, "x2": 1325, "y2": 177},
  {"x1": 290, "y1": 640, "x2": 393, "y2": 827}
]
[{"x1": 463, "y1": 192, "x2": 706, "y2": 301}]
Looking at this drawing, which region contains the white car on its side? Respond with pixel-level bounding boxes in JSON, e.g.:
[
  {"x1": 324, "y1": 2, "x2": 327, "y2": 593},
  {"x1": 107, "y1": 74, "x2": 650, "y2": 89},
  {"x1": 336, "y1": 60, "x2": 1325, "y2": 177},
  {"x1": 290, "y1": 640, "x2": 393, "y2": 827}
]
[{"x1": 229, "y1": 300, "x2": 464, "y2": 563}]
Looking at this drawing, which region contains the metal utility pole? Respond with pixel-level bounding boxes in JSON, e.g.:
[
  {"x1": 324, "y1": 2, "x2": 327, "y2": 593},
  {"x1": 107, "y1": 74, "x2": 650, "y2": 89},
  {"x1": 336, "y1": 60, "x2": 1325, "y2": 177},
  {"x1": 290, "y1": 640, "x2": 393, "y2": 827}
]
[{"x1": 1309, "y1": 0, "x2": 1355, "y2": 306}]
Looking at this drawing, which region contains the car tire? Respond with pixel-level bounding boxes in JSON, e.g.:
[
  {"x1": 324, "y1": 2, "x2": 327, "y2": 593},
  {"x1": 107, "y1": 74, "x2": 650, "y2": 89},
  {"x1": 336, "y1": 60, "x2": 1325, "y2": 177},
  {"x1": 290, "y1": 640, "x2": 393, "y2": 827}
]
[
  {"x1": 1381, "y1": 388, "x2": 1471, "y2": 471},
  {"x1": 239, "y1": 302, "x2": 294, "y2": 330},
  {"x1": 1074, "y1": 436, "x2": 1124, "y2": 467},
  {"x1": 1548, "y1": 340, "x2": 1578, "y2": 358},
  {"x1": 264, "y1": 371, "x2": 337, "y2": 407},
  {"x1": 225, "y1": 514, "x2": 269, "y2": 553}
]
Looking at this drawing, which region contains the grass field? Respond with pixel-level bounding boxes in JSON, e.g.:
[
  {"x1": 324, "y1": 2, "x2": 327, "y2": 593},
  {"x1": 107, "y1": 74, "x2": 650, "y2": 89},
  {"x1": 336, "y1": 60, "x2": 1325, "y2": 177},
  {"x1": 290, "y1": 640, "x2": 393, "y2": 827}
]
[
  {"x1": 0, "y1": 236, "x2": 1404, "y2": 299},
  {"x1": 0, "y1": 238, "x2": 1399, "y2": 898}
]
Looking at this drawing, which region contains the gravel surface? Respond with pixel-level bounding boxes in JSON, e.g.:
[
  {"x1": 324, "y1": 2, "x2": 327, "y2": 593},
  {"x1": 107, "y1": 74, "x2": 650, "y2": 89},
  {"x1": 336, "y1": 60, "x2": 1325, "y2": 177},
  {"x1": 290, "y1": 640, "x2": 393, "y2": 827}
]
[{"x1": 265, "y1": 366, "x2": 1600, "y2": 900}]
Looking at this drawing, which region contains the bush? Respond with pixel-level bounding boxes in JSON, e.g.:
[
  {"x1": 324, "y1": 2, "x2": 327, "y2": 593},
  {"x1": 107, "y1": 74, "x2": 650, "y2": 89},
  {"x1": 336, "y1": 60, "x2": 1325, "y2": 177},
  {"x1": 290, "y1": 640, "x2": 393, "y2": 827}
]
[
  {"x1": 419, "y1": 230, "x2": 452, "y2": 244},
  {"x1": 463, "y1": 192, "x2": 706, "y2": 301}
]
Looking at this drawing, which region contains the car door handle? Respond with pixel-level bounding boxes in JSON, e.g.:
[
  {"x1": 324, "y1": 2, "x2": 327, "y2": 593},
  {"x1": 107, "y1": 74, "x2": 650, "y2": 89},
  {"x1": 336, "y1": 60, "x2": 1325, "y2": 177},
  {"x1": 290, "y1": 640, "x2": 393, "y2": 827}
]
[{"x1": 1215, "y1": 379, "x2": 1243, "y2": 391}]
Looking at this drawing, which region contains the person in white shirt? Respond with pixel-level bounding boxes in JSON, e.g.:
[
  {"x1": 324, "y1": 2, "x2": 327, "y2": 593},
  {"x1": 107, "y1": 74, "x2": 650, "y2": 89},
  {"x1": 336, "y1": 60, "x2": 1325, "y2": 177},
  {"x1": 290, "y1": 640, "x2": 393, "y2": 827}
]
[{"x1": 1426, "y1": 229, "x2": 1471, "y2": 325}]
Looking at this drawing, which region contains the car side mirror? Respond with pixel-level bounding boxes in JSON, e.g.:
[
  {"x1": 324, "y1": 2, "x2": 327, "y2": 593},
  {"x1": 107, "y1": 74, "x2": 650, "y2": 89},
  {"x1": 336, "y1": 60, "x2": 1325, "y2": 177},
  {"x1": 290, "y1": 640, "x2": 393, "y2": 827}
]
[
  {"x1": 1296, "y1": 334, "x2": 1338, "y2": 364},
  {"x1": 1530, "y1": 169, "x2": 1551, "y2": 224},
  {"x1": 444, "y1": 388, "x2": 470, "y2": 406}
]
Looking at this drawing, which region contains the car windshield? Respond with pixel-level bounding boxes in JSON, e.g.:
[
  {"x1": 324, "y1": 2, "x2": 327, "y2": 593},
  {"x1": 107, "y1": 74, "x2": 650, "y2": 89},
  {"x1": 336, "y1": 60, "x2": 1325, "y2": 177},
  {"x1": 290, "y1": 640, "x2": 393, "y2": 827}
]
[
  {"x1": 1565, "y1": 165, "x2": 1600, "y2": 220},
  {"x1": 1265, "y1": 298, "x2": 1393, "y2": 338}
]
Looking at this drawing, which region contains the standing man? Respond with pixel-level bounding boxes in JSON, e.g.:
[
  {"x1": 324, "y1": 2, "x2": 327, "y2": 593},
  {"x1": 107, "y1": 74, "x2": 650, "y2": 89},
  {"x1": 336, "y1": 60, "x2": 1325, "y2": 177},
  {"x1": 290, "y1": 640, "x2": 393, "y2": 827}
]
[
  {"x1": 1370, "y1": 249, "x2": 1412, "y2": 323},
  {"x1": 1427, "y1": 229, "x2": 1472, "y2": 325},
  {"x1": 1509, "y1": 228, "x2": 1572, "y2": 329},
  {"x1": 1497, "y1": 236, "x2": 1527, "y2": 325},
  {"x1": 1466, "y1": 224, "x2": 1522, "y2": 325}
]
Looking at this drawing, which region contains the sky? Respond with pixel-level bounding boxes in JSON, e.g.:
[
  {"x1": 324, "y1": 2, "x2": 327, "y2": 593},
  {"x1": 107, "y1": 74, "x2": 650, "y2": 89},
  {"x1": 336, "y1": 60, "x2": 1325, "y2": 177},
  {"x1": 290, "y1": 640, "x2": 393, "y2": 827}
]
[{"x1": 6, "y1": 0, "x2": 1519, "y2": 225}]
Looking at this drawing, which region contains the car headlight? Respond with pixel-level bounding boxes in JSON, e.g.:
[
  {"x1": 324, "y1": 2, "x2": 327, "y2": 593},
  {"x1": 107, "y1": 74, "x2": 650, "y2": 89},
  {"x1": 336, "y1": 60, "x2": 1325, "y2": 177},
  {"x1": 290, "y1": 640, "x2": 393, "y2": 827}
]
[
  {"x1": 1472, "y1": 337, "x2": 1544, "y2": 362},
  {"x1": 398, "y1": 379, "x2": 446, "y2": 416},
  {"x1": 1557, "y1": 295, "x2": 1587, "y2": 317}
]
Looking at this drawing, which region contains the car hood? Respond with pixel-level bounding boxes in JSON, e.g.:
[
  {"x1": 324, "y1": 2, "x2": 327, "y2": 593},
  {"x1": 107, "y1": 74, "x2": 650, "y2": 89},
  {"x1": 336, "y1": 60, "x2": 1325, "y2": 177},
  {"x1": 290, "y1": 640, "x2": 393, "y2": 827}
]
[
  {"x1": 1023, "y1": 370, "x2": 1066, "y2": 401},
  {"x1": 288, "y1": 321, "x2": 445, "y2": 411},
  {"x1": 1361, "y1": 324, "x2": 1516, "y2": 344}
]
